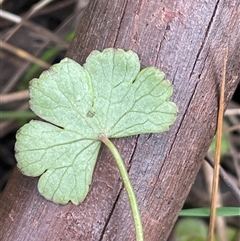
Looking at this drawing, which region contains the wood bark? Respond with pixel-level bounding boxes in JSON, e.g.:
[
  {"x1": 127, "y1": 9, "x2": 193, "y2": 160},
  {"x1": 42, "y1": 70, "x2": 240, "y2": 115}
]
[{"x1": 1, "y1": 0, "x2": 239, "y2": 240}]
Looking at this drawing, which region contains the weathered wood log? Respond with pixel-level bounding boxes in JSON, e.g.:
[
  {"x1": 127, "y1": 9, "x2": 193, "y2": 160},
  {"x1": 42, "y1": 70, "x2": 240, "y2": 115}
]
[{"x1": 1, "y1": 0, "x2": 239, "y2": 240}]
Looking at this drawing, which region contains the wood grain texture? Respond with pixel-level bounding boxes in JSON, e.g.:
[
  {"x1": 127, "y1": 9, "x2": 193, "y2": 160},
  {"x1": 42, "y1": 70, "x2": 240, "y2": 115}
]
[{"x1": 1, "y1": 0, "x2": 239, "y2": 240}]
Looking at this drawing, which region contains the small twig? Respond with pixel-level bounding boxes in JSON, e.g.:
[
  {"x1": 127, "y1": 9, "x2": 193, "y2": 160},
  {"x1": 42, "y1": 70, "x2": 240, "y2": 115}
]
[
  {"x1": 0, "y1": 90, "x2": 29, "y2": 105},
  {"x1": 208, "y1": 48, "x2": 228, "y2": 241},
  {"x1": 0, "y1": 40, "x2": 50, "y2": 69}
]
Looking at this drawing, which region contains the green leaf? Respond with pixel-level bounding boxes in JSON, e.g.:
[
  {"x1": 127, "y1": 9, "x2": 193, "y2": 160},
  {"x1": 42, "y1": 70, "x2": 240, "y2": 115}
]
[
  {"x1": 209, "y1": 131, "x2": 230, "y2": 155},
  {"x1": 173, "y1": 218, "x2": 208, "y2": 241},
  {"x1": 15, "y1": 48, "x2": 177, "y2": 205}
]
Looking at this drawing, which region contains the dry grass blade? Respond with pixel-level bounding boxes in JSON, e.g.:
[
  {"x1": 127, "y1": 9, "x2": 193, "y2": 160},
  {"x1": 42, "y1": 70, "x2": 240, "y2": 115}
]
[
  {"x1": 28, "y1": 0, "x2": 55, "y2": 16},
  {"x1": 0, "y1": 90, "x2": 29, "y2": 105},
  {"x1": 0, "y1": 40, "x2": 50, "y2": 69},
  {"x1": 0, "y1": 9, "x2": 69, "y2": 48},
  {"x1": 205, "y1": 155, "x2": 240, "y2": 202},
  {"x1": 33, "y1": 0, "x2": 76, "y2": 16},
  {"x1": 0, "y1": 1, "x2": 89, "y2": 138},
  {"x1": 3, "y1": 0, "x2": 55, "y2": 41},
  {"x1": 225, "y1": 108, "x2": 240, "y2": 116},
  {"x1": 226, "y1": 124, "x2": 240, "y2": 132},
  {"x1": 208, "y1": 48, "x2": 228, "y2": 241}
]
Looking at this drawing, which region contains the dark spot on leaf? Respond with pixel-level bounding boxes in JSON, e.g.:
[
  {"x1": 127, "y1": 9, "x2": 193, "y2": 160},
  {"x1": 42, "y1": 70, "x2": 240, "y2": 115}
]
[{"x1": 87, "y1": 110, "x2": 95, "y2": 118}]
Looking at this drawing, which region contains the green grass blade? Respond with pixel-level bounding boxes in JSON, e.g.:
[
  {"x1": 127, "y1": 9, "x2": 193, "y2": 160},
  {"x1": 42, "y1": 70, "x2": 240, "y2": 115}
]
[
  {"x1": 0, "y1": 111, "x2": 35, "y2": 120},
  {"x1": 180, "y1": 207, "x2": 240, "y2": 217}
]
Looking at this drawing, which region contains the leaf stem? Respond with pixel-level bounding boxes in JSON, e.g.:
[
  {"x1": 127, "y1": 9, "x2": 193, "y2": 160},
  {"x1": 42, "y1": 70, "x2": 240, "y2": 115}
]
[{"x1": 99, "y1": 134, "x2": 144, "y2": 241}]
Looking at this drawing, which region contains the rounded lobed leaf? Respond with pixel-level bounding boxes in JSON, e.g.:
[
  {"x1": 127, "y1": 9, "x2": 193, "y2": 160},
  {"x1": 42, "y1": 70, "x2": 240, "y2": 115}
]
[{"x1": 15, "y1": 48, "x2": 177, "y2": 205}]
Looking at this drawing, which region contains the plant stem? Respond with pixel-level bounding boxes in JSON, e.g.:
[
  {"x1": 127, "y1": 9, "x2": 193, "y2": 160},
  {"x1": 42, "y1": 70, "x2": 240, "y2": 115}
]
[{"x1": 99, "y1": 134, "x2": 144, "y2": 241}]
